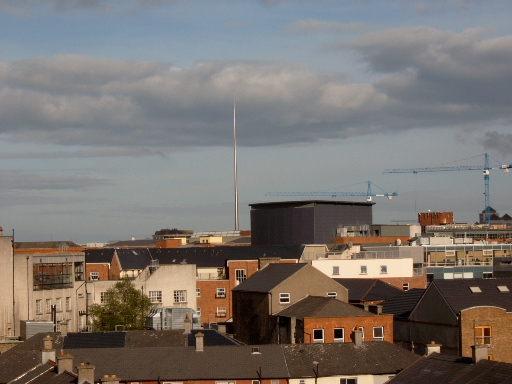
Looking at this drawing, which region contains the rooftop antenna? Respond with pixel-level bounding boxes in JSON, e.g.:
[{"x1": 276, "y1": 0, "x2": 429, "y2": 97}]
[{"x1": 233, "y1": 89, "x2": 239, "y2": 231}]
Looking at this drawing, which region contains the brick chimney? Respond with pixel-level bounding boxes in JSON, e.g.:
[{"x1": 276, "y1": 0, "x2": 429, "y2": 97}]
[
  {"x1": 472, "y1": 344, "x2": 489, "y2": 363},
  {"x1": 57, "y1": 352, "x2": 74, "y2": 374},
  {"x1": 195, "y1": 332, "x2": 204, "y2": 352},
  {"x1": 41, "y1": 335, "x2": 55, "y2": 364},
  {"x1": 425, "y1": 341, "x2": 441, "y2": 356},
  {"x1": 101, "y1": 374, "x2": 121, "y2": 384},
  {"x1": 353, "y1": 329, "x2": 363, "y2": 346},
  {"x1": 60, "y1": 320, "x2": 68, "y2": 336},
  {"x1": 77, "y1": 362, "x2": 95, "y2": 384}
]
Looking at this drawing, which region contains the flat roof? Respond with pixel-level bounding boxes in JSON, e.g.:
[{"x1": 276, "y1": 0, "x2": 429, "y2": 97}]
[{"x1": 249, "y1": 200, "x2": 375, "y2": 208}]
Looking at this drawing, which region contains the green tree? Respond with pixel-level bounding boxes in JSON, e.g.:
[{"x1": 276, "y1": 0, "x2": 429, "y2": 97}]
[{"x1": 88, "y1": 279, "x2": 153, "y2": 331}]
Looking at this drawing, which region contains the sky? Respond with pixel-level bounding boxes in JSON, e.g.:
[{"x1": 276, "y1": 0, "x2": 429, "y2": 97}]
[{"x1": 1, "y1": 0, "x2": 512, "y2": 243}]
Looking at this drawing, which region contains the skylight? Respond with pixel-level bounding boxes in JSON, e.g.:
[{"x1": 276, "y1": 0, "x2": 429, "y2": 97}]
[
  {"x1": 497, "y1": 285, "x2": 510, "y2": 293},
  {"x1": 469, "y1": 286, "x2": 482, "y2": 293}
]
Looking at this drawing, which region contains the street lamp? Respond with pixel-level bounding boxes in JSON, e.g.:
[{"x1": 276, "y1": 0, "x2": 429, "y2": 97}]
[{"x1": 313, "y1": 361, "x2": 319, "y2": 384}]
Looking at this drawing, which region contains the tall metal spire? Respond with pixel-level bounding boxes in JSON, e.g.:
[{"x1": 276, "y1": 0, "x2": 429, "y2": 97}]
[{"x1": 233, "y1": 89, "x2": 239, "y2": 231}]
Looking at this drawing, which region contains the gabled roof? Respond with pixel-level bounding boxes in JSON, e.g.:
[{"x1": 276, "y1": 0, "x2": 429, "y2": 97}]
[
  {"x1": 334, "y1": 278, "x2": 403, "y2": 302},
  {"x1": 150, "y1": 245, "x2": 305, "y2": 268},
  {"x1": 114, "y1": 248, "x2": 152, "y2": 270},
  {"x1": 387, "y1": 352, "x2": 512, "y2": 383},
  {"x1": 275, "y1": 296, "x2": 379, "y2": 318},
  {"x1": 85, "y1": 248, "x2": 115, "y2": 263},
  {"x1": 283, "y1": 342, "x2": 420, "y2": 377},
  {"x1": 380, "y1": 289, "x2": 426, "y2": 318},
  {"x1": 430, "y1": 278, "x2": 512, "y2": 313},
  {"x1": 232, "y1": 263, "x2": 309, "y2": 292}
]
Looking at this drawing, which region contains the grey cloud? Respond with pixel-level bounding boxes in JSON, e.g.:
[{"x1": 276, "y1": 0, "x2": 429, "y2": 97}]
[
  {"x1": 0, "y1": 147, "x2": 167, "y2": 159},
  {"x1": 0, "y1": 169, "x2": 112, "y2": 191},
  {"x1": 284, "y1": 19, "x2": 364, "y2": 34},
  {"x1": 1, "y1": 26, "x2": 512, "y2": 149},
  {"x1": 483, "y1": 132, "x2": 512, "y2": 158}
]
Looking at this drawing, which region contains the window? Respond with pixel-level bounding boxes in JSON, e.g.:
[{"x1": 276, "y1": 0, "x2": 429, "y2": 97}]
[
  {"x1": 327, "y1": 292, "x2": 337, "y2": 298},
  {"x1": 174, "y1": 290, "x2": 187, "y2": 303},
  {"x1": 360, "y1": 265, "x2": 367, "y2": 274},
  {"x1": 149, "y1": 291, "x2": 162, "y2": 303},
  {"x1": 196, "y1": 288, "x2": 201, "y2": 297},
  {"x1": 45, "y1": 299, "x2": 52, "y2": 313},
  {"x1": 100, "y1": 292, "x2": 107, "y2": 304},
  {"x1": 196, "y1": 307, "x2": 201, "y2": 318},
  {"x1": 33, "y1": 262, "x2": 74, "y2": 290},
  {"x1": 90, "y1": 271, "x2": 99, "y2": 280},
  {"x1": 380, "y1": 265, "x2": 387, "y2": 274},
  {"x1": 279, "y1": 293, "x2": 290, "y2": 304},
  {"x1": 55, "y1": 297, "x2": 62, "y2": 312},
  {"x1": 475, "y1": 326, "x2": 492, "y2": 345},
  {"x1": 313, "y1": 328, "x2": 324, "y2": 343},
  {"x1": 340, "y1": 379, "x2": 357, "y2": 384},
  {"x1": 216, "y1": 307, "x2": 227, "y2": 317},
  {"x1": 36, "y1": 299, "x2": 42, "y2": 314},
  {"x1": 271, "y1": 381, "x2": 279, "y2": 384},
  {"x1": 470, "y1": 286, "x2": 482, "y2": 293},
  {"x1": 216, "y1": 382, "x2": 235, "y2": 384},
  {"x1": 65, "y1": 297, "x2": 71, "y2": 311},
  {"x1": 373, "y1": 326, "x2": 384, "y2": 341},
  {"x1": 402, "y1": 283, "x2": 410, "y2": 291},
  {"x1": 333, "y1": 266, "x2": 340, "y2": 275},
  {"x1": 235, "y1": 269, "x2": 247, "y2": 284},
  {"x1": 216, "y1": 288, "x2": 226, "y2": 298},
  {"x1": 252, "y1": 381, "x2": 260, "y2": 384},
  {"x1": 498, "y1": 285, "x2": 510, "y2": 292},
  {"x1": 334, "y1": 328, "x2": 344, "y2": 343}
]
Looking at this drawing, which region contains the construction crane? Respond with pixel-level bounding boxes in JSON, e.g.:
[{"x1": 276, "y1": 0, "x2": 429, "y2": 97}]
[
  {"x1": 265, "y1": 180, "x2": 397, "y2": 201},
  {"x1": 383, "y1": 153, "x2": 512, "y2": 225}
]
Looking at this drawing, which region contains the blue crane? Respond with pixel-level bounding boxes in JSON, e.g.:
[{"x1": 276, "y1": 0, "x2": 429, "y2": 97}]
[
  {"x1": 265, "y1": 180, "x2": 398, "y2": 201},
  {"x1": 383, "y1": 153, "x2": 512, "y2": 225}
]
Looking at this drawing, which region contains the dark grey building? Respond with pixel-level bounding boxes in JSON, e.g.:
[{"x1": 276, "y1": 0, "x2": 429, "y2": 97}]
[{"x1": 250, "y1": 200, "x2": 374, "y2": 246}]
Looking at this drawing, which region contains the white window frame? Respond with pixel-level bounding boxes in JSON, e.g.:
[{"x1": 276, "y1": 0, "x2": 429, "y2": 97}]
[
  {"x1": 90, "y1": 271, "x2": 99, "y2": 280},
  {"x1": 216, "y1": 287, "x2": 226, "y2": 298},
  {"x1": 196, "y1": 307, "x2": 201, "y2": 318},
  {"x1": 55, "y1": 297, "x2": 62, "y2": 312},
  {"x1": 334, "y1": 327, "x2": 344, "y2": 343},
  {"x1": 149, "y1": 291, "x2": 162, "y2": 303},
  {"x1": 402, "y1": 283, "x2": 410, "y2": 291},
  {"x1": 196, "y1": 288, "x2": 201, "y2": 297},
  {"x1": 235, "y1": 269, "x2": 247, "y2": 284},
  {"x1": 65, "y1": 297, "x2": 71, "y2": 311},
  {"x1": 216, "y1": 307, "x2": 227, "y2": 317},
  {"x1": 279, "y1": 293, "x2": 290, "y2": 304},
  {"x1": 340, "y1": 378, "x2": 357, "y2": 384},
  {"x1": 373, "y1": 326, "x2": 384, "y2": 341},
  {"x1": 100, "y1": 292, "x2": 107, "y2": 304},
  {"x1": 174, "y1": 290, "x2": 187, "y2": 303},
  {"x1": 327, "y1": 292, "x2": 337, "y2": 298},
  {"x1": 45, "y1": 299, "x2": 52, "y2": 314},
  {"x1": 36, "y1": 299, "x2": 42, "y2": 314},
  {"x1": 216, "y1": 381, "x2": 236, "y2": 384},
  {"x1": 313, "y1": 328, "x2": 324, "y2": 343}
]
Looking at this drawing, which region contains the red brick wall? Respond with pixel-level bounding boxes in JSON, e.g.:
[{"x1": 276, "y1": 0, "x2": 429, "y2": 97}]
[
  {"x1": 460, "y1": 306, "x2": 512, "y2": 363},
  {"x1": 303, "y1": 314, "x2": 393, "y2": 343},
  {"x1": 110, "y1": 254, "x2": 121, "y2": 280},
  {"x1": 85, "y1": 264, "x2": 110, "y2": 281},
  {"x1": 377, "y1": 276, "x2": 427, "y2": 291},
  {"x1": 196, "y1": 280, "x2": 231, "y2": 326}
]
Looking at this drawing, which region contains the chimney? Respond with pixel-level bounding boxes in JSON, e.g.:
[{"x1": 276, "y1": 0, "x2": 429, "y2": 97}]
[
  {"x1": 195, "y1": 332, "x2": 204, "y2": 352},
  {"x1": 376, "y1": 305, "x2": 383, "y2": 315},
  {"x1": 184, "y1": 313, "x2": 191, "y2": 334},
  {"x1": 363, "y1": 304, "x2": 369, "y2": 312},
  {"x1": 77, "y1": 362, "x2": 95, "y2": 384},
  {"x1": 57, "y1": 352, "x2": 74, "y2": 374},
  {"x1": 425, "y1": 341, "x2": 441, "y2": 356},
  {"x1": 41, "y1": 335, "x2": 55, "y2": 364},
  {"x1": 101, "y1": 374, "x2": 121, "y2": 384},
  {"x1": 353, "y1": 329, "x2": 363, "y2": 346},
  {"x1": 60, "y1": 320, "x2": 68, "y2": 336},
  {"x1": 472, "y1": 344, "x2": 489, "y2": 363}
]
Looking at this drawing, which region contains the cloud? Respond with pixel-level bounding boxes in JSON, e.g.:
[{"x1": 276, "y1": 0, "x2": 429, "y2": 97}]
[
  {"x1": 1, "y1": 27, "x2": 512, "y2": 149},
  {"x1": 0, "y1": 169, "x2": 112, "y2": 191},
  {"x1": 0, "y1": 147, "x2": 167, "y2": 159},
  {"x1": 483, "y1": 131, "x2": 512, "y2": 158},
  {"x1": 284, "y1": 19, "x2": 364, "y2": 34}
]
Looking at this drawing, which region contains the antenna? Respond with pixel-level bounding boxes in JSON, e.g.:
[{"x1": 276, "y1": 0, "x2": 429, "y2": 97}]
[{"x1": 233, "y1": 89, "x2": 239, "y2": 231}]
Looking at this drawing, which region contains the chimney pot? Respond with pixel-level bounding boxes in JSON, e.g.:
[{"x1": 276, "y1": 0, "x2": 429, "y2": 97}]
[
  {"x1": 195, "y1": 332, "x2": 204, "y2": 352},
  {"x1": 425, "y1": 341, "x2": 442, "y2": 356}
]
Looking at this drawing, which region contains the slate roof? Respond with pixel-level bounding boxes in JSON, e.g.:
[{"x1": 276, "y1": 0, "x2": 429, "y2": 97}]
[
  {"x1": 84, "y1": 248, "x2": 115, "y2": 263},
  {"x1": 115, "y1": 248, "x2": 153, "y2": 270},
  {"x1": 430, "y1": 278, "x2": 512, "y2": 313},
  {"x1": 232, "y1": 263, "x2": 308, "y2": 292},
  {"x1": 380, "y1": 288, "x2": 426, "y2": 318},
  {"x1": 282, "y1": 342, "x2": 420, "y2": 377},
  {"x1": 149, "y1": 245, "x2": 305, "y2": 268},
  {"x1": 276, "y1": 296, "x2": 378, "y2": 318},
  {"x1": 108, "y1": 239, "x2": 156, "y2": 247},
  {"x1": 14, "y1": 241, "x2": 82, "y2": 249},
  {"x1": 334, "y1": 278, "x2": 404, "y2": 302},
  {"x1": 387, "y1": 352, "x2": 512, "y2": 384}
]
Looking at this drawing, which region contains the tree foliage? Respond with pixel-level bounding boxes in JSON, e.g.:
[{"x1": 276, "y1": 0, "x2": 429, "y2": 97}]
[{"x1": 88, "y1": 279, "x2": 153, "y2": 331}]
